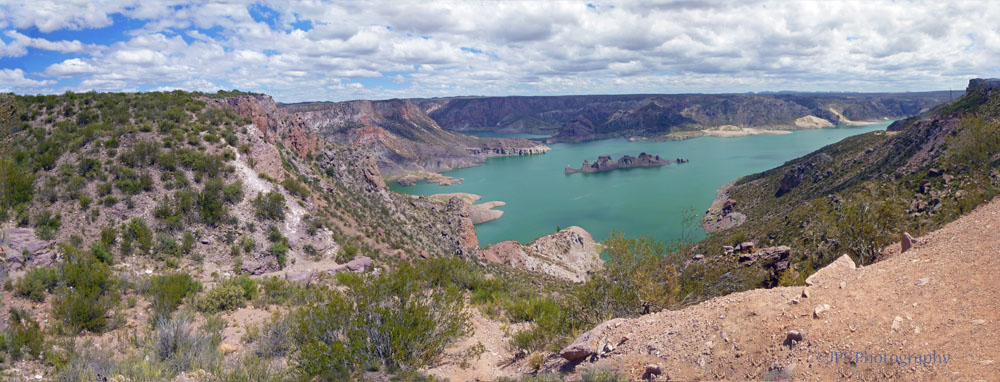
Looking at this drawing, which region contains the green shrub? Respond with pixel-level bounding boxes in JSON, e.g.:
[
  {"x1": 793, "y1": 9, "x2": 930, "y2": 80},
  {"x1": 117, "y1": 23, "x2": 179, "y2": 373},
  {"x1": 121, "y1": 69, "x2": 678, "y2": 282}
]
[
  {"x1": 153, "y1": 314, "x2": 220, "y2": 375},
  {"x1": 32, "y1": 209, "x2": 61, "y2": 240},
  {"x1": 0, "y1": 158, "x2": 35, "y2": 208},
  {"x1": 119, "y1": 140, "x2": 161, "y2": 168},
  {"x1": 0, "y1": 309, "x2": 46, "y2": 361},
  {"x1": 267, "y1": 226, "x2": 289, "y2": 268},
  {"x1": 198, "y1": 178, "x2": 226, "y2": 226},
  {"x1": 146, "y1": 274, "x2": 202, "y2": 319},
  {"x1": 53, "y1": 250, "x2": 120, "y2": 334},
  {"x1": 14, "y1": 267, "x2": 59, "y2": 302},
  {"x1": 197, "y1": 276, "x2": 257, "y2": 313},
  {"x1": 89, "y1": 241, "x2": 113, "y2": 264},
  {"x1": 121, "y1": 217, "x2": 153, "y2": 256},
  {"x1": 281, "y1": 178, "x2": 310, "y2": 198},
  {"x1": 292, "y1": 262, "x2": 469, "y2": 378},
  {"x1": 253, "y1": 191, "x2": 285, "y2": 221},
  {"x1": 223, "y1": 180, "x2": 243, "y2": 204},
  {"x1": 100, "y1": 226, "x2": 117, "y2": 246}
]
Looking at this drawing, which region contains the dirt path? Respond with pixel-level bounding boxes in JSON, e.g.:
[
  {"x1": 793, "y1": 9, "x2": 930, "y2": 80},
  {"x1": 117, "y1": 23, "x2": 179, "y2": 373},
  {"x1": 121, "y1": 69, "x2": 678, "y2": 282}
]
[{"x1": 546, "y1": 196, "x2": 1000, "y2": 381}]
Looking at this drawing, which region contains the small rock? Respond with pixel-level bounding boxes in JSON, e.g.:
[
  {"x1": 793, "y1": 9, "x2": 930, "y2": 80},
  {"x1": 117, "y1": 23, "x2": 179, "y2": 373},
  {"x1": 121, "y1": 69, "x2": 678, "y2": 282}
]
[
  {"x1": 801, "y1": 288, "x2": 811, "y2": 298},
  {"x1": 693, "y1": 254, "x2": 704, "y2": 261},
  {"x1": 784, "y1": 330, "x2": 804, "y2": 346},
  {"x1": 901, "y1": 232, "x2": 917, "y2": 253},
  {"x1": 645, "y1": 364, "x2": 663, "y2": 376},
  {"x1": 813, "y1": 304, "x2": 831, "y2": 318},
  {"x1": 914, "y1": 326, "x2": 921, "y2": 335},
  {"x1": 200, "y1": 238, "x2": 211, "y2": 245},
  {"x1": 916, "y1": 277, "x2": 929, "y2": 286},
  {"x1": 789, "y1": 297, "x2": 799, "y2": 305},
  {"x1": 839, "y1": 281, "x2": 846, "y2": 289},
  {"x1": 218, "y1": 343, "x2": 239, "y2": 355},
  {"x1": 144, "y1": 269, "x2": 153, "y2": 275},
  {"x1": 892, "y1": 316, "x2": 903, "y2": 332}
]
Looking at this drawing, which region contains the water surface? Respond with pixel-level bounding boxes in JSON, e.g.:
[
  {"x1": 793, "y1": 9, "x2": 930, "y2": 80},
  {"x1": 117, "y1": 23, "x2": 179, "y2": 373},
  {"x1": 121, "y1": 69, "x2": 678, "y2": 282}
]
[{"x1": 393, "y1": 122, "x2": 892, "y2": 246}]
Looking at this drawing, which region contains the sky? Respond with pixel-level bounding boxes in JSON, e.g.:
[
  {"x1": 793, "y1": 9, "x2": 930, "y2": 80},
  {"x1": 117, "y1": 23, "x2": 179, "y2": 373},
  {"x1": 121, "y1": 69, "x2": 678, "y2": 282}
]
[{"x1": 0, "y1": 0, "x2": 998, "y2": 102}]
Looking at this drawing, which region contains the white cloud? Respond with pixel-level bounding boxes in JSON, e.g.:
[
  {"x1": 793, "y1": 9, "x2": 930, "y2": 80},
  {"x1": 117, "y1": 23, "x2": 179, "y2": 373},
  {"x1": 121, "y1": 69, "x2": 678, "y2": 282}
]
[
  {"x1": 0, "y1": 68, "x2": 55, "y2": 91},
  {"x1": 2, "y1": 0, "x2": 1000, "y2": 101}
]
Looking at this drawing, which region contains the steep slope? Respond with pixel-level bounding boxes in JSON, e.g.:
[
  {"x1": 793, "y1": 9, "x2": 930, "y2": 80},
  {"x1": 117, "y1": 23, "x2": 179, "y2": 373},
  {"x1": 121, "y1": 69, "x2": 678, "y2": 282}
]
[
  {"x1": 0, "y1": 91, "x2": 481, "y2": 279},
  {"x1": 673, "y1": 79, "x2": 1000, "y2": 299},
  {"x1": 546, "y1": 195, "x2": 1000, "y2": 381},
  {"x1": 281, "y1": 99, "x2": 549, "y2": 179},
  {"x1": 420, "y1": 92, "x2": 953, "y2": 142}
]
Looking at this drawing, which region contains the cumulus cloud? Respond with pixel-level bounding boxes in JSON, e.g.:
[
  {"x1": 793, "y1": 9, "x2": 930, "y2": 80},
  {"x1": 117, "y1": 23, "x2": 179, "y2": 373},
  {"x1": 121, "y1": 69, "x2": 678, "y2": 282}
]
[
  {"x1": 2, "y1": 0, "x2": 1000, "y2": 101},
  {"x1": 0, "y1": 68, "x2": 55, "y2": 91}
]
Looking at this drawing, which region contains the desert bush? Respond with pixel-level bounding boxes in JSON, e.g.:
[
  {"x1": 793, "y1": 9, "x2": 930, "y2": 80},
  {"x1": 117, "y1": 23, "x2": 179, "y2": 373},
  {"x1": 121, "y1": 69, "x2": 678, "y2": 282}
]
[
  {"x1": 291, "y1": 262, "x2": 469, "y2": 378},
  {"x1": 32, "y1": 209, "x2": 61, "y2": 240},
  {"x1": 253, "y1": 191, "x2": 286, "y2": 221},
  {"x1": 89, "y1": 241, "x2": 113, "y2": 264},
  {"x1": 14, "y1": 267, "x2": 59, "y2": 302},
  {"x1": 573, "y1": 232, "x2": 681, "y2": 323},
  {"x1": 153, "y1": 314, "x2": 220, "y2": 375},
  {"x1": 119, "y1": 140, "x2": 161, "y2": 168},
  {"x1": 199, "y1": 178, "x2": 227, "y2": 226},
  {"x1": 0, "y1": 308, "x2": 46, "y2": 361},
  {"x1": 267, "y1": 226, "x2": 289, "y2": 268},
  {"x1": 146, "y1": 273, "x2": 202, "y2": 319},
  {"x1": 947, "y1": 115, "x2": 1000, "y2": 171},
  {"x1": 121, "y1": 217, "x2": 153, "y2": 256},
  {"x1": 53, "y1": 250, "x2": 120, "y2": 334},
  {"x1": 281, "y1": 178, "x2": 310, "y2": 198},
  {"x1": 223, "y1": 180, "x2": 244, "y2": 203},
  {"x1": 835, "y1": 187, "x2": 904, "y2": 265},
  {"x1": 197, "y1": 276, "x2": 258, "y2": 313}
]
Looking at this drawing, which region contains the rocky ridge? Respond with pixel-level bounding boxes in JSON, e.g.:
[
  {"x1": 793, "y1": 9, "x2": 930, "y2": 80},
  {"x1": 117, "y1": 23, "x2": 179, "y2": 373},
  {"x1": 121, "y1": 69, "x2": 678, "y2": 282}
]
[{"x1": 480, "y1": 226, "x2": 603, "y2": 282}]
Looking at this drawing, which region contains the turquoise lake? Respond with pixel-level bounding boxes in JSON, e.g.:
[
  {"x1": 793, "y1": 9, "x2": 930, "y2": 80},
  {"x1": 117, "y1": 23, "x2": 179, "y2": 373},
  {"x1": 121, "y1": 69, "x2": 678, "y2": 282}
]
[{"x1": 392, "y1": 122, "x2": 893, "y2": 247}]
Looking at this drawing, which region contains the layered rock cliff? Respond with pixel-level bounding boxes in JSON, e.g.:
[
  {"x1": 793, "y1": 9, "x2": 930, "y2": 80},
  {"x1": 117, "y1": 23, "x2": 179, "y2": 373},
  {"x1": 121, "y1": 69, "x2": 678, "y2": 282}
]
[
  {"x1": 281, "y1": 99, "x2": 549, "y2": 179},
  {"x1": 419, "y1": 92, "x2": 953, "y2": 142}
]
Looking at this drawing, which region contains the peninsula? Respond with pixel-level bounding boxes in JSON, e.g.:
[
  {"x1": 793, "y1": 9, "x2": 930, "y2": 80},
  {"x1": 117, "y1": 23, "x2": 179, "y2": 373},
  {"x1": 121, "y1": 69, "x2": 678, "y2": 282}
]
[{"x1": 565, "y1": 152, "x2": 677, "y2": 174}]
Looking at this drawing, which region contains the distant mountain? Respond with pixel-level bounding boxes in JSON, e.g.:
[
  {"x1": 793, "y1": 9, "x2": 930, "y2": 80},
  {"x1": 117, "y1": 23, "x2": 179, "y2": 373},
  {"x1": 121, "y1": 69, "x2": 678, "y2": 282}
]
[{"x1": 417, "y1": 91, "x2": 956, "y2": 142}]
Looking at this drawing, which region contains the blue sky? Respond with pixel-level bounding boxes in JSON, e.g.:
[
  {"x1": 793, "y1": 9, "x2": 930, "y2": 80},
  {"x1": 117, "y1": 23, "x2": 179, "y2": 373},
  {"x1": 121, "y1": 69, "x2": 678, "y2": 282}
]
[{"x1": 0, "y1": 1, "x2": 998, "y2": 102}]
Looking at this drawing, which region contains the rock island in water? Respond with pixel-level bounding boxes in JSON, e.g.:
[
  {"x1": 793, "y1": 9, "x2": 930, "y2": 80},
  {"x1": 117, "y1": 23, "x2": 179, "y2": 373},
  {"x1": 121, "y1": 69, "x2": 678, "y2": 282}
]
[{"x1": 565, "y1": 152, "x2": 685, "y2": 174}]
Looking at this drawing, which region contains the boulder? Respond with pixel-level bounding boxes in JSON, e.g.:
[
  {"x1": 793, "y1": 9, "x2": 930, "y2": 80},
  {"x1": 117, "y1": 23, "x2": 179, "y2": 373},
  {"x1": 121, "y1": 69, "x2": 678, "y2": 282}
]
[
  {"x1": 560, "y1": 318, "x2": 625, "y2": 361},
  {"x1": 901, "y1": 232, "x2": 917, "y2": 253},
  {"x1": 805, "y1": 255, "x2": 856, "y2": 287},
  {"x1": 241, "y1": 257, "x2": 281, "y2": 275},
  {"x1": 344, "y1": 256, "x2": 373, "y2": 272},
  {"x1": 738, "y1": 246, "x2": 790, "y2": 265},
  {"x1": 813, "y1": 304, "x2": 831, "y2": 318},
  {"x1": 327, "y1": 256, "x2": 375, "y2": 275}
]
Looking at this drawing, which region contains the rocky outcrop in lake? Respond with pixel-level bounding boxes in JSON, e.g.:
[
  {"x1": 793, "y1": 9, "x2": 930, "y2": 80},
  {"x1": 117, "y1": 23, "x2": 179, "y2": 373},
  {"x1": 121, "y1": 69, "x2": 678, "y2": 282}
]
[{"x1": 565, "y1": 152, "x2": 672, "y2": 174}]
